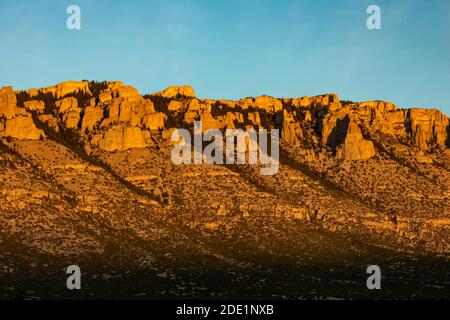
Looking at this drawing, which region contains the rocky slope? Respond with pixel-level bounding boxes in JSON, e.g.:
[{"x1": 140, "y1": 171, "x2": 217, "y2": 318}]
[{"x1": 0, "y1": 81, "x2": 449, "y2": 299}]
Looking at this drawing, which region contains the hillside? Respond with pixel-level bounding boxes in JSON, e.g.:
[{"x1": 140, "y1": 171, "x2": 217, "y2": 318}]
[{"x1": 0, "y1": 81, "x2": 449, "y2": 299}]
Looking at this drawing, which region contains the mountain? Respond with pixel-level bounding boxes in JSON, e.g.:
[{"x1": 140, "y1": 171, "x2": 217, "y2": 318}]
[{"x1": 0, "y1": 81, "x2": 449, "y2": 299}]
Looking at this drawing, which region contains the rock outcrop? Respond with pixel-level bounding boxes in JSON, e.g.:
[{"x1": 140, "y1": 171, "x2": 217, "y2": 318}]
[
  {"x1": 407, "y1": 109, "x2": 449, "y2": 150},
  {"x1": 0, "y1": 87, "x2": 18, "y2": 119},
  {"x1": 254, "y1": 96, "x2": 283, "y2": 112},
  {"x1": 92, "y1": 125, "x2": 148, "y2": 152},
  {"x1": 277, "y1": 110, "x2": 303, "y2": 145},
  {"x1": 154, "y1": 85, "x2": 195, "y2": 99},
  {"x1": 4, "y1": 113, "x2": 45, "y2": 140},
  {"x1": 81, "y1": 107, "x2": 104, "y2": 133},
  {"x1": 1, "y1": 81, "x2": 448, "y2": 160},
  {"x1": 0, "y1": 87, "x2": 44, "y2": 139},
  {"x1": 28, "y1": 81, "x2": 91, "y2": 98},
  {"x1": 336, "y1": 120, "x2": 376, "y2": 160},
  {"x1": 56, "y1": 97, "x2": 78, "y2": 113},
  {"x1": 23, "y1": 100, "x2": 45, "y2": 113}
]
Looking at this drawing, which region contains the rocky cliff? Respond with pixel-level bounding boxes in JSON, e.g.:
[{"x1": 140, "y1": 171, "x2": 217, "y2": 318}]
[
  {"x1": 0, "y1": 81, "x2": 449, "y2": 299},
  {"x1": 3, "y1": 81, "x2": 448, "y2": 159}
]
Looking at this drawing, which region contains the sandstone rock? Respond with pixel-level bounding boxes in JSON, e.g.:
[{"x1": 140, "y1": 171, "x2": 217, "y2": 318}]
[
  {"x1": 336, "y1": 120, "x2": 375, "y2": 160},
  {"x1": 358, "y1": 101, "x2": 398, "y2": 114},
  {"x1": 142, "y1": 112, "x2": 167, "y2": 130},
  {"x1": 371, "y1": 110, "x2": 407, "y2": 136},
  {"x1": 200, "y1": 111, "x2": 225, "y2": 131},
  {"x1": 38, "y1": 114, "x2": 59, "y2": 133},
  {"x1": 4, "y1": 112, "x2": 45, "y2": 140},
  {"x1": 81, "y1": 107, "x2": 104, "y2": 133},
  {"x1": 118, "y1": 102, "x2": 133, "y2": 123},
  {"x1": 63, "y1": 108, "x2": 82, "y2": 129},
  {"x1": 187, "y1": 99, "x2": 202, "y2": 112},
  {"x1": 106, "y1": 81, "x2": 124, "y2": 91},
  {"x1": 23, "y1": 100, "x2": 45, "y2": 113},
  {"x1": 277, "y1": 110, "x2": 302, "y2": 145},
  {"x1": 99, "y1": 91, "x2": 113, "y2": 105},
  {"x1": 247, "y1": 112, "x2": 261, "y2": 126},
  {"x1": 303, "y1": 110, "x2": 313, "y2": 122},
  {"x1": 0, "y1": 86, "x2": 18, "y2": 119},
  {"x1": 168, "y1": 101, "x2": 184, "y2": 112},
  {"x1": 237, "y1": 98, "x2": 254, "y2": 110},
  {"x1": 184, "y1": 111, "x2": 198, "y2": 124},
  {"x1": 56, "y1": 81, "x2": 90, "y2": 98},
  {"x1": 407, "y1": 109, "x2": 449, "y2": 150},
  {"x1": 103, "y1": 99, "x2": 120, "y2": 124},
  {"x1": 162, "y1": 128, "x2": 176, "y2": 141},
  {"x1": 212, "y1": 99, "x2": 236, "y2": 109},
  {"x1": 415, "y1": 151, "x2": 433, "y2": 164},
  {"x1": 56, "y1": 97, "x2": 78, "y2": 114},
  {"x1": 106, "y1": 97, "x2": 154, "y2": 127},
  {"x1": 291, "y1": 97, "x2": 312, "y2": 108},
  {"x1": 93, "y1": 126, "x2": 147, "y2": 152},
  {"x1": 322, "y1": 110, "x2": 352, "y2": 146},
  {"x1": 155, "y1": 86, "x2": 195, "y2": 99},
  {"x1": 310, "y1": 94, "x2": 340, "y2": 107},
  {"x1": 254, "y1": 96, "x2": 283, "y2": 112},
  {"x1": 28, "y1": 81, "x2": 90, "y2": 98},
  {"x1": 113, "y1": 85, "x2": 142, "y2": 103}
]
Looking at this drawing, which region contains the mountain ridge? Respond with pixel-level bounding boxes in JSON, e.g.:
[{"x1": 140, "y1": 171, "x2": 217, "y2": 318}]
[{"x1": 0, "y1": 80, "x2": 449, "y2": 299}]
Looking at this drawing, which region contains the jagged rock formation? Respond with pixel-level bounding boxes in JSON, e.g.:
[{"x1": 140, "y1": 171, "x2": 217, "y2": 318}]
[
  {"x1": 0, "y1": 81, "x2": 449, "y2": 299},
  {"x1": 155, "y1": 85, "x2": 195, "y2": 99},
  {"x1": 0, "y1": 87, "x2": 18, "y2": 119},
  {"x1": 27, "y1": 80, "x2": 90, "y2": 98},
  {"x1": 0, "y1": 87, "x2": 45, "y2": 139},
  {"x1": 335, "y1": 118, "x2": 376, "y2": 160}
]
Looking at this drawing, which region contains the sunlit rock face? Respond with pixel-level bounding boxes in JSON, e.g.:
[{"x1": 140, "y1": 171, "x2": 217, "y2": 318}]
[{"x1": 0, "y1": 81, "x2": 449, "y2": 300}]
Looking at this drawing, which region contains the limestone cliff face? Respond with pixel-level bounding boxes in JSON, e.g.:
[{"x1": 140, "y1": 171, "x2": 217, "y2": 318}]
[
  {"x1": 91, "y1": 125, "x2": 148, "y2": 152},
  {"x1": 0, "y1": 87, "x2": 18, "y2": 119},
  {"x1": 1, "y1": 81, "x2": 449, "y2": 158},
  {"x1": 0, "y1": 87, "x2": 44, "y2": 140},
  {"x1": 27, "y1": 81, "x2": 91, "y2": 98},
  {"x1": 407, "y1": 108, "x2": 449, "y2": 150},
  {"x1": 336, "y1": 120, "x2": 376, "y2": 160},
  {"x1": 155, "y1": 85, "x2": 195, "y2": 99}
]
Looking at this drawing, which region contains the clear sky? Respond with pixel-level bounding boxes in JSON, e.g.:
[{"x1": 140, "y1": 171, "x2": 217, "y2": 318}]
[{"x1": 0, "y1": 0, "x2": 449, "y2": 113}]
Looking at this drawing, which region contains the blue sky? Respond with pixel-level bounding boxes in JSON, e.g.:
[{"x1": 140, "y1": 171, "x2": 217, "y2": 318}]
[{"x1": 0, "y1": 0, "x2": 449, "y2": 113}]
